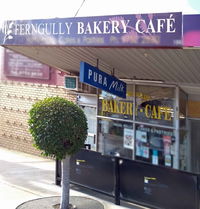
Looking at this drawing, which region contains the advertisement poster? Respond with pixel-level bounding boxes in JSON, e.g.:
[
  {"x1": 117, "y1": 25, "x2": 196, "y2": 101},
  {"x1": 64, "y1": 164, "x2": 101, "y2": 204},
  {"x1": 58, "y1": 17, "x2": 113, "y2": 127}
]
[
  {"x1": 163, "y1": 135, "x2": 172, "y2": 154},
  {"x1": 4, "y1": 49, "x2": 50, "y2": 79},
  {"x1": 142, "y1": 146, "x2": 149, "y2": 158},
  {"x1": 136, "y1": 130, "x2": 147, "y2": 142},
  {"x1": 152, "y1": 150, "x2": 159, "y2": 165},
  {"x1": 165, "y1": 154, "x2": 172, "y2": 167},
  {"x1": 123, "y1": 128, "x2": 134, "y2": 149},
  {"x1": 136, "y1": 141, "x2": 149, "y2": 158}
]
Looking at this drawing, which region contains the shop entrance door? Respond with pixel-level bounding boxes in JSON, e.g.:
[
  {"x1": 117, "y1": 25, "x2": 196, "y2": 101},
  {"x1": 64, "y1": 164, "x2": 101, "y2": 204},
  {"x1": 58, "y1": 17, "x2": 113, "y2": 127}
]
[{"x1": 80, "y1": 106, "x2": 97, "y2": 151}]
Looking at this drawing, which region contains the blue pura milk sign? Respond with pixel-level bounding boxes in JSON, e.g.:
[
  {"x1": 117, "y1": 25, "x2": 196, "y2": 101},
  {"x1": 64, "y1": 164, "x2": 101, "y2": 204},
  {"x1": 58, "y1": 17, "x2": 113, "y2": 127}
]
[{"x1": 80, "y1": 62, "x2": 126, "y2": 98}]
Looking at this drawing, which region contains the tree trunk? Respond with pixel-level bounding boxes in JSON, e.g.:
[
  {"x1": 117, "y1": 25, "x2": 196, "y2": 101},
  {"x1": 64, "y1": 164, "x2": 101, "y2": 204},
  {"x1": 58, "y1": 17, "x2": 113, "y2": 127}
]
[{"x1": 60, "y1": 155, "x2": 70, "y2": 209}]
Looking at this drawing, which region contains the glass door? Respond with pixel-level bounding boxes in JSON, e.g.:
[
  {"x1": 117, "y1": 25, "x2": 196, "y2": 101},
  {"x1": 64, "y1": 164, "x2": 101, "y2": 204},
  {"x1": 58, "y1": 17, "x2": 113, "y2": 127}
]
[{"x1": 81, "y1": 106, "x2": 97, "y2": 151}]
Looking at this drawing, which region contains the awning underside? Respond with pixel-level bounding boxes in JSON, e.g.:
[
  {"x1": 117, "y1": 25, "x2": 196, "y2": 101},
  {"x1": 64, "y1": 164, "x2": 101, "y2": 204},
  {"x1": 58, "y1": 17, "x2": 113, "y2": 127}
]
[{"x1": 4, "y1": 45, "x2": 200, "y2": 96}]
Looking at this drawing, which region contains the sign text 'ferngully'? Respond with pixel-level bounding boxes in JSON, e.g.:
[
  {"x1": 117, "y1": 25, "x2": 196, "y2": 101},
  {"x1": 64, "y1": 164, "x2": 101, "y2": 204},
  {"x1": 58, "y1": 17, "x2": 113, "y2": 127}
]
[
  {"x1": 0, "y1": 12, "x2": 182, "y2": 47},
  {"x1": 79, "y1": 62, "x2": 126, "y2": 98}
]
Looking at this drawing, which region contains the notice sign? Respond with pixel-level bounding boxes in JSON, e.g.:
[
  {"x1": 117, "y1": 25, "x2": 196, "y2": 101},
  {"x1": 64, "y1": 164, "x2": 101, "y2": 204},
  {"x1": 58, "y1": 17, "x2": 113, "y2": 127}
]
[
  {"x1": 4, "y1": 49, "x2": 50, "y2": 79},
  {"x1": 124, "y1": 128, "x2": 134, "y2": 149},
  {"x1": 80, "y1": 61, "x2": 126, "y2": 98}
]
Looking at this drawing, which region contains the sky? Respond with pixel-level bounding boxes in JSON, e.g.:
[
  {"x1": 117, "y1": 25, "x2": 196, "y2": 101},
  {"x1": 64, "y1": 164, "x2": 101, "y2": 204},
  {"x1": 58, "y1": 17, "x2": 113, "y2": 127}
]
[{"x1": 0, "y1": 0, "x2": 199, "y2": 21}]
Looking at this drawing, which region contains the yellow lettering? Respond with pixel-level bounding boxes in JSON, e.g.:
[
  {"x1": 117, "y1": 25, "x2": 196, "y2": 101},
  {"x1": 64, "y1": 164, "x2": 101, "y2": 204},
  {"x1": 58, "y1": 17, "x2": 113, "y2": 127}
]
[
  {"x1": 151, "y1": 105, "x2": 158, "y2": 119},
  {"x1": 164, "y1": 107, "x2": 172, "y2": 121},
  {"x1": 145, "y1": 104, "x2": 151, "y2": 118},
  {"x1": 157, "y1": 106, "x2": 161, "y2": 119},
  {"x1": 102, "y1": 99, "x2": 108, "y2": 112},
  {"x1": 126, "y1": 102, "x2": 133, "y2": 115},
  {"x1": 119, "y1": 101, "x2": 126, "y2": 114},
  {"x1": 109, "y1": 100, "x2": 114, "y2": 113},
  {"x1": 135, "y1": 105, "x2": 138, "y2": 116},
  {"x1": 114, "y1": 100, "x2": 120, "y2": 114}
]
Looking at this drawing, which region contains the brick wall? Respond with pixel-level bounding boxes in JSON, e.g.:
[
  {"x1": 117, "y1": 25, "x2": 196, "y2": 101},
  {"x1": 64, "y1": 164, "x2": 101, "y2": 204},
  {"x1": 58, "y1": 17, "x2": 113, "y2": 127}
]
[{"x1": 0, "y1": 81, "x2": 76, "y2": 156}]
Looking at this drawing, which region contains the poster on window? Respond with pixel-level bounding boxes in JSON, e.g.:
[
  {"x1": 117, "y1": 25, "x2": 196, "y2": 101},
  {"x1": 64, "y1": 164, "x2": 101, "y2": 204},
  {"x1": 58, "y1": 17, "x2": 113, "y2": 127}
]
[
  {"x1": 136, "y1": 141, "x2": 149, "y2": 158},
  {"x1": 152, "y1": 150, "x2": 159, "y2": 165},
  {"x1": 136, "y1": 130, "x2": 147, "y2": 142},
  {"x1": 163, "y1": 135, "x2": 172, "y2": 154},
  {"x1": 123, "y1": 128, "x2": 134, "y2": 149},
  {"x1": 165, "y1": 154, "x2": 172, "y2": 167}
]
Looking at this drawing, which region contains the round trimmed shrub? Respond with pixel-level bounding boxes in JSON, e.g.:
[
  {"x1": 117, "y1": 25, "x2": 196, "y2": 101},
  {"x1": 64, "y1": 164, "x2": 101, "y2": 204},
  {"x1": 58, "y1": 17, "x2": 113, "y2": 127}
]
[{"x1": 28, "y1": 97, "x2": 88, "y2": 160}]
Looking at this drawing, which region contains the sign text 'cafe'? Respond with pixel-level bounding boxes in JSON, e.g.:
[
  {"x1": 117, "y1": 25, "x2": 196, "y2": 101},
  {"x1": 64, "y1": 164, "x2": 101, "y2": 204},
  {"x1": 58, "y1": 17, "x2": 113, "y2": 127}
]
[{"x1": 101, "y1": 99, "x2": 173, "y2": 121}]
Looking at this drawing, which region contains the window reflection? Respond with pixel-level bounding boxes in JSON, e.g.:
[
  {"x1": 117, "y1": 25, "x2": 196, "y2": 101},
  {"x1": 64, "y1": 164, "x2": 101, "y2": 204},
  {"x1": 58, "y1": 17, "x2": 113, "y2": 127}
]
[
  {"x1": 98, "y1": 118, "x2": 133, "y2": 159},
  {"x1": 135, "y1": 124, "x2": 175, "y2": 167},
  {"x1": 135, "y1": 85, "x2": 175, "y2": 126}
]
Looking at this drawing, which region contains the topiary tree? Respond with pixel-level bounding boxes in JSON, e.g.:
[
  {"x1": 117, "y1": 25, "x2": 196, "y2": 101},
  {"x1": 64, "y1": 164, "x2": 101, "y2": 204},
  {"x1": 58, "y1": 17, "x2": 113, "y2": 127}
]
[{"x1": 28, "y1": 97, "x2": 88, "y2": 209}]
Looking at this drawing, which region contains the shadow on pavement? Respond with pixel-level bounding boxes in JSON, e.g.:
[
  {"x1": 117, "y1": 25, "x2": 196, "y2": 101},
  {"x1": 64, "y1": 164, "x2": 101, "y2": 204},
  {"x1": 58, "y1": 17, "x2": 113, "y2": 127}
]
[{"x1": 70, "y1": 184, "x2": 150, "y2": 209}]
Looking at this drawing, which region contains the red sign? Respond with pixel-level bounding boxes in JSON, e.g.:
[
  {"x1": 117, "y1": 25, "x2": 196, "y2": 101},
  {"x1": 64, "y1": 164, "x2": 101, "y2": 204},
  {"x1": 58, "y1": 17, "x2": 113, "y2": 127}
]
[{"x1": 4, "y1": 49, "x2": 50, "y2": 79}]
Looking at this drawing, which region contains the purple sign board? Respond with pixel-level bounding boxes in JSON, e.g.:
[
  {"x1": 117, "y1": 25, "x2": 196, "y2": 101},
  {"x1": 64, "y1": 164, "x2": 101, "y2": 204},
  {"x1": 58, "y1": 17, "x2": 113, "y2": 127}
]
[
  {"x1": 4, "y1": 49, "x2": 50, "y2": 79},
  {"x1": 0, "y1": 12, "x2": 182, "y2": 47},
  {"x1": 183, "y1": 14, "x2": 200, "y2": 47}
]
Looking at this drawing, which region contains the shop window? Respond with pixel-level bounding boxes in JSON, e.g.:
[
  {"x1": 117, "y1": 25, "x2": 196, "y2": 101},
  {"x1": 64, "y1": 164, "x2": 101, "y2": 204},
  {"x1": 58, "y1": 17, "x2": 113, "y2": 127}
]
[
  {"x1": 179, "y1": 90, "x2": 187, "y2": 128},
  {"x1": 179, "y1": 129, "x2": 189, "y2": 171},
  {"x1": 135, "y1": 85, "x2": 175, "y2": 126},
  {"x1": 135, "y1": 124, "x2": 175, "y2": 168},
  {"x1": 98, "y1": 118, "x2": 133, "y2": 159},
  {"x1": 97, "y1": 83, "x2": 190, "y2": 171},
  {"x1": 98, "y1": 84, "x2": 134, "y2": 121}
]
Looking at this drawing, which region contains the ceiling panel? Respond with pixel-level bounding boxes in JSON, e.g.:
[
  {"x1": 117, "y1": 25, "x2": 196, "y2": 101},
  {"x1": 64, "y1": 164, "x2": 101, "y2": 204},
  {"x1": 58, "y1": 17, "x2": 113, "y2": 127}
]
[{"x1": 5, "y1": 45, "x2": 200, "y2": 95}]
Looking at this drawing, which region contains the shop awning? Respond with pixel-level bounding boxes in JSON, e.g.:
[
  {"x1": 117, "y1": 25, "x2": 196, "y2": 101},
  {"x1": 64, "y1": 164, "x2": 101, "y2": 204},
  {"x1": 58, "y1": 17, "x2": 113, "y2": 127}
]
[{"x1": 1, "y1": 12, "x2": 200, "y2": 95}]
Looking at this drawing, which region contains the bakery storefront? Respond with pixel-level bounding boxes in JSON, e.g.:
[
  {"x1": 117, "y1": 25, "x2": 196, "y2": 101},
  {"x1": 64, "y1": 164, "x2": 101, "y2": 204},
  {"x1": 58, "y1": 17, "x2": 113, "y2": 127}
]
[
  {"x1": 0, "y1": 12, "x2": 200, "y2": 209},
  {"x1": 98, "y1": 84, "x2": 186, "y2": 170}
]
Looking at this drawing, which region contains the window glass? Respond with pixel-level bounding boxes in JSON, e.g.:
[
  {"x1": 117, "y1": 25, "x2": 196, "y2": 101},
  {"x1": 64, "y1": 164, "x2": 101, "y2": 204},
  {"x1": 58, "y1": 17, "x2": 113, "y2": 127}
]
[
  {"x1": 81, "y1": 106, "x2": 97, "y2": 151},
  {"x1": 135, "y1": 124, "x2": 175, "y2": 168},
  {"x1": 179, "y1": 90, "x2": 187, "y2": 128},
  {"x1": 98, "y1": 84, "x2": 134, "y2": 120},
  {"x1": 135, "y1": 85, "x2": 175, "y2": 126},
  {"x1": 179, "y1": 129, "x2": 189, "y2": 171},
  {"x1": 98, "y1": 118, "x2": 133, "y2": 159}
]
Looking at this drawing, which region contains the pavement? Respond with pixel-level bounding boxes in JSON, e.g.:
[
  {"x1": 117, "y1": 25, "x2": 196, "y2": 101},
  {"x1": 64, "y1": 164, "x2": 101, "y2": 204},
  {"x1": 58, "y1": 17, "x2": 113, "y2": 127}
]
[{"x1": 0, "y1": 147, "x2": 150, "y2": 209}]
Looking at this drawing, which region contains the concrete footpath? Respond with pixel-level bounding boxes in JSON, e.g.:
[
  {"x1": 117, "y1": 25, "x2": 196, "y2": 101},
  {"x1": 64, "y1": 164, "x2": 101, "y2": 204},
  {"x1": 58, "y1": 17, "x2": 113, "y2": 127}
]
[{"x1": 0, "y1": 147, "x2": 150, "y2": 209}]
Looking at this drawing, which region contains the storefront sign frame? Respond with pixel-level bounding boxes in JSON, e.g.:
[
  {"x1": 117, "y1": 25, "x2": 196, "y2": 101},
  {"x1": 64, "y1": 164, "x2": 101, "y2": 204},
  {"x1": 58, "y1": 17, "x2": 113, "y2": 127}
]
[{"x1": 0, "y1": 12, "x2": 182, "y2": 47}]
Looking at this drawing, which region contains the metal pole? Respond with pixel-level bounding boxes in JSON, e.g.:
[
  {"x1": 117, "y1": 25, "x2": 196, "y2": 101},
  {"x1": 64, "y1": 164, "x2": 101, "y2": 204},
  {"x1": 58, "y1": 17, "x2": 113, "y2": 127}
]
[
  {"x1": 114, "y1": 157, "x2": 120, "y2": 205},
  {"x1": 174, "y1": 86, "x2": 180, "y2": 169},
  {"x1": 55, "y1": 159, "x2": 62, "y2": 186},
  {"x1": 198, "y1": 175, "x2": 200, "y2": 209}
]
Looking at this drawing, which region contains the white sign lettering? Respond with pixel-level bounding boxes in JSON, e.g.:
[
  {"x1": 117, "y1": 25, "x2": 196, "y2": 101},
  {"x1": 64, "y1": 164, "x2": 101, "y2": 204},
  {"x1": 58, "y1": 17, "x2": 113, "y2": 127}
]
[{"x1": 2, "y1": 14, "x2": 178, "y2": 39}]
